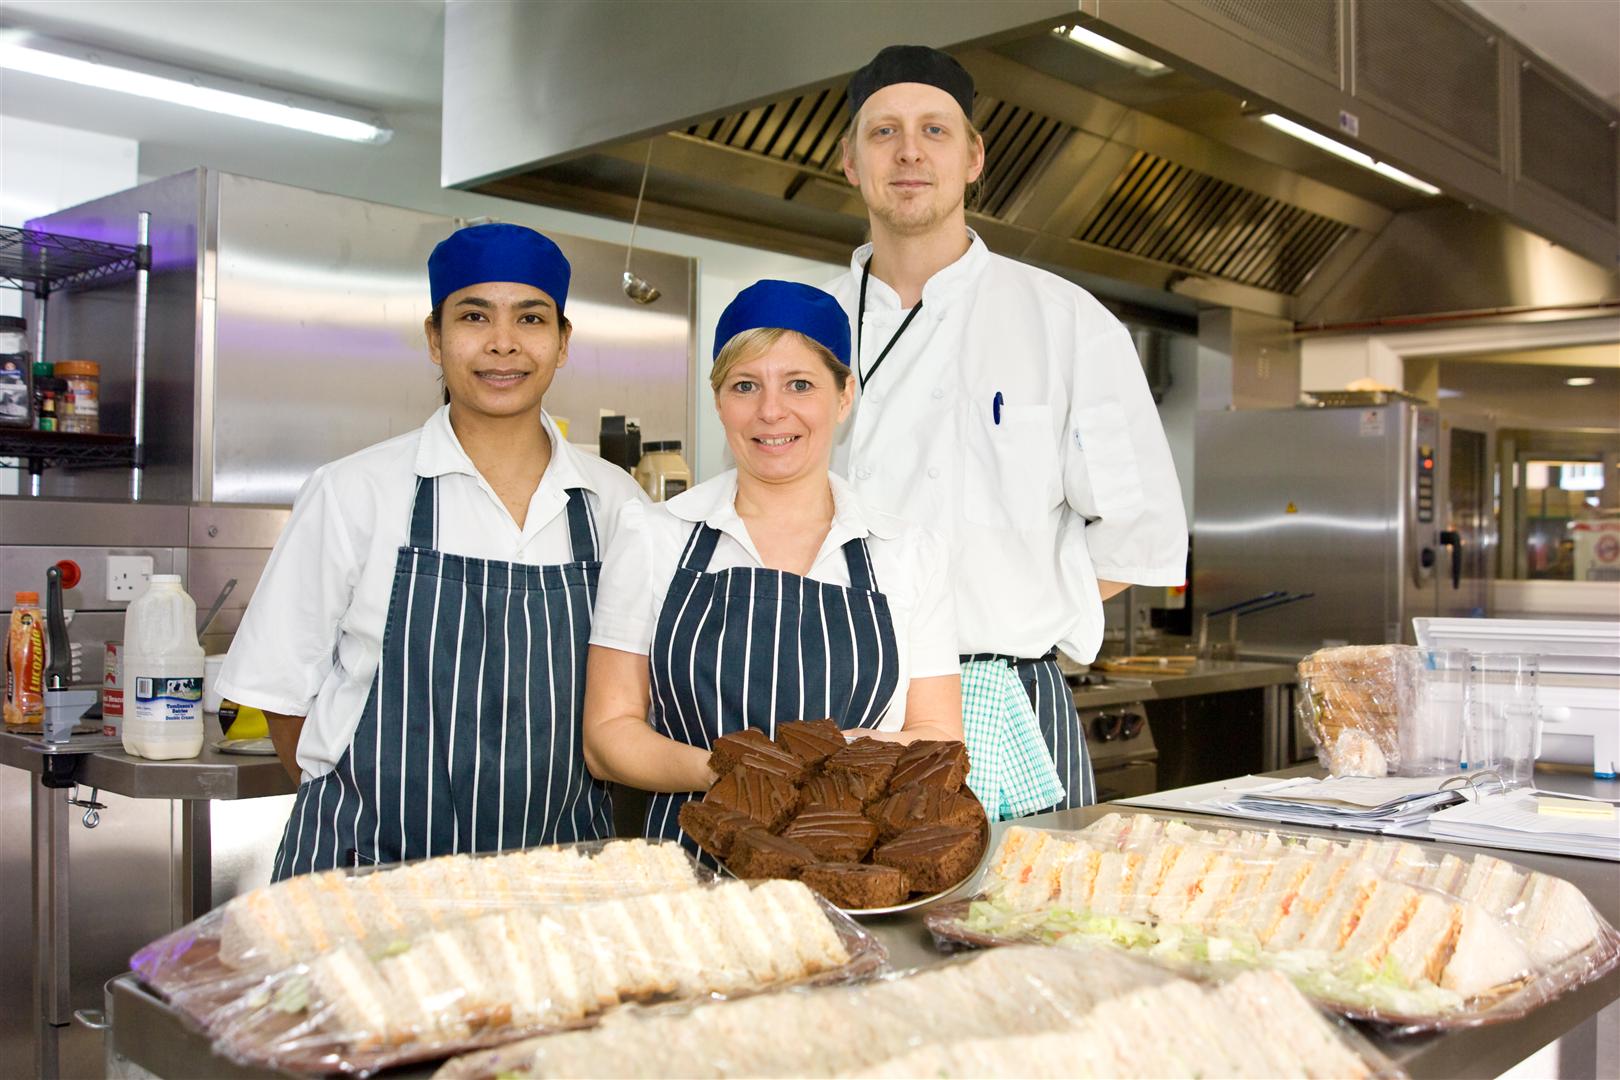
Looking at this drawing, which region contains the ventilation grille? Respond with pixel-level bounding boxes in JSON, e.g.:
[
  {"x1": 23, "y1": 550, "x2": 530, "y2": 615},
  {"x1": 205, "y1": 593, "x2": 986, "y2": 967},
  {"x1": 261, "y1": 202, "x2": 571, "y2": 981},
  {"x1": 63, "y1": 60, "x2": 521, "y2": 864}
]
[
  {"x1": 1520, "y1": 66, "x2": 1618, "y2": 224},
  {"x1": 686, "y1": 87, "x2": 1072, "y2": 221},
  {"x1": 684, "y1": 86, "x2": 851, "y2": 173},
  {"x1": 1075, "y1": 150, "x2": 1354, "y2": 295},
  {"x1": 971, "y1": 96, "x2": 1071, "y2": 218},
  {"x1": 1355, "y1": 0, "x2": 1500, "y2": 162},
  {"x1": 1184, "y1": 0, "x2": 1339, "y2": 78}
]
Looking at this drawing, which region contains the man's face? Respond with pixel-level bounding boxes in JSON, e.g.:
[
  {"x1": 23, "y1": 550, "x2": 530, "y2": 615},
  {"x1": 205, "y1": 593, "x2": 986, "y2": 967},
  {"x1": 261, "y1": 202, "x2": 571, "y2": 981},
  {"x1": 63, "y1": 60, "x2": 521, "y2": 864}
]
[{"x1": 842, "y1": 82, "x2": 985, "y2": 236}]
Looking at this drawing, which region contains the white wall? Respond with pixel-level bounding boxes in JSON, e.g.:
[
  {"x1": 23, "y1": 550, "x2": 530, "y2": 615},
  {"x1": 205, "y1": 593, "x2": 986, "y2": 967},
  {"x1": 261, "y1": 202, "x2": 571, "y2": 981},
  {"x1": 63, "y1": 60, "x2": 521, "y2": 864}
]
[{"x1": 0, "y1": 115, "x2": 139, "y2": 494}]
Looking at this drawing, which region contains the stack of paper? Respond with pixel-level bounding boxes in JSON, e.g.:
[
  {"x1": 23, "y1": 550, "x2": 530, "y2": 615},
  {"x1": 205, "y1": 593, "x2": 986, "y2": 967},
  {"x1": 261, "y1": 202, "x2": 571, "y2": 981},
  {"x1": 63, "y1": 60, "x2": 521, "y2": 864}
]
[
  {"x1": 1419, "y1": 794, "x2": 1620, "y2": 861},
  {"x1": 1196, "y1": 774, "x2": 1469, "y2": 832}
]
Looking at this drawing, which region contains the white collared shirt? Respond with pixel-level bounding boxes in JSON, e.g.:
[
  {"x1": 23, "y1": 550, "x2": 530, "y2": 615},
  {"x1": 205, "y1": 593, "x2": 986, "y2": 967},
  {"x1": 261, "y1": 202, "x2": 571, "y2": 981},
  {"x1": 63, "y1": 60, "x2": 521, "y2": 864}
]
[
  {"x1": 217, "y1": 405, "x2": 647, "y2": 779},
  {"x1": 590, "y1": 469, "x2": 959, "y2": 731},
  {"x1": 825, "y1": 232, "x2": 1187, "y2": 663}
]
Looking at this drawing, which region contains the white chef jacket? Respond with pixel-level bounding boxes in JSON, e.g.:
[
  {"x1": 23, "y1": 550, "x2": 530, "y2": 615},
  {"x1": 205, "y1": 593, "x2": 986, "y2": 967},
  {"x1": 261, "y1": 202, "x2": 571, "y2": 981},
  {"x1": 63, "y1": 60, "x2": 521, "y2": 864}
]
[
  {"x1": 217, "y1": 405, "x2": 646, "y2": 779},
  {"x1": 590, "y1": 469, "x2": 960, "y2": 730},
  {"x1": 826, "y1": 232, "x2": 1187, "y2": 663}
]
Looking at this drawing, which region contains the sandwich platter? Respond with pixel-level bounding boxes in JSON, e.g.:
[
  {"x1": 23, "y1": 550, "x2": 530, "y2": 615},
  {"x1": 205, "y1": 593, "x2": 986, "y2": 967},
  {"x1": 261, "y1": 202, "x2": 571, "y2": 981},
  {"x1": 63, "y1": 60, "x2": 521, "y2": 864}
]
[
  {"x1": 925, "y1": 812, "x2": 1620, "y2": 1034},
  {"x1": 130, "y1": 839, "x2": 887, "y2": 1075}
]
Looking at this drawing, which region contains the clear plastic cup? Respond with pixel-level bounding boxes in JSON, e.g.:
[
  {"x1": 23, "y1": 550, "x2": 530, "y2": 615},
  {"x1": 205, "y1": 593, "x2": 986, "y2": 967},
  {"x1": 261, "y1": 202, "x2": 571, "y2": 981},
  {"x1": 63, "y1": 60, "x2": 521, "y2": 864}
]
[
  {"x1": 1466, "y1": 653, "x2": 1540, "y2": 787},
  {"x1": 1400, "y1": 649, "x2": 1468, "y2": 776}
]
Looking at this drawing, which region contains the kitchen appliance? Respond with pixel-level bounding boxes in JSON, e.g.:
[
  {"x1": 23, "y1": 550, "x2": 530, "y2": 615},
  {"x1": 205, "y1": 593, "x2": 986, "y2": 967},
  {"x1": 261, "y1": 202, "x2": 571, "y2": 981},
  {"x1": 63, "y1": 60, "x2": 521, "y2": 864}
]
[
  {"x1": 1195, "y1": 400, "x2": 1494, "y2": 658},
  {"x1": 1078, "y1": 700, "x2": 1157, "y2": 802}
]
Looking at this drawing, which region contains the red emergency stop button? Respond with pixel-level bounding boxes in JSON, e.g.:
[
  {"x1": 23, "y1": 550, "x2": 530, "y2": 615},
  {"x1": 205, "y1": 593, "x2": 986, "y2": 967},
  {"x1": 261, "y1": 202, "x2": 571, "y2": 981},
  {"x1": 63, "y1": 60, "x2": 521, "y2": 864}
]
[{"x1": 55, "y1": 559, "x2": 82, "y2": 590}]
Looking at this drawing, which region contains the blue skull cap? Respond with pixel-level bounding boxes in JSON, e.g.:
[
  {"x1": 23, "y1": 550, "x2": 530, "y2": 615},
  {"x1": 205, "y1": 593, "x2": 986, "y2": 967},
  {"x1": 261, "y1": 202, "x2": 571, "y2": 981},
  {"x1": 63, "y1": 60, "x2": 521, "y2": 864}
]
[
  {"x1": 428, "y1": 223, "x2": 571, "y2": 313},
  {"x1": 714, "y1": 280, "x2": 851, "y2": 366}
]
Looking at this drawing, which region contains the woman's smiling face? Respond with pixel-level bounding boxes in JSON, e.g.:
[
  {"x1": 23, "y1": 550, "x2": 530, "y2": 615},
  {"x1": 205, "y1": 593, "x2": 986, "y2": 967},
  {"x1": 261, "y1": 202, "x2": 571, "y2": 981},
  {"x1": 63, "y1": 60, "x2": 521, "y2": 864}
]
[
  {"x1": 715, "y1": 333, "x2": 852, "y2": 486},
  {"x1": 427, "y1": 280, "x2": 569, "y2": 421}
]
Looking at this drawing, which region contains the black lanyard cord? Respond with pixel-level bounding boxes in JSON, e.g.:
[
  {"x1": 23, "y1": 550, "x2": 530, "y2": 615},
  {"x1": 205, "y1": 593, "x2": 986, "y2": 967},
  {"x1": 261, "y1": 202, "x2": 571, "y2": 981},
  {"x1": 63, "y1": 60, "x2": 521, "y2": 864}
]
[{"x1": 856, "y1": 258, "x2": 923, "y2": 392}]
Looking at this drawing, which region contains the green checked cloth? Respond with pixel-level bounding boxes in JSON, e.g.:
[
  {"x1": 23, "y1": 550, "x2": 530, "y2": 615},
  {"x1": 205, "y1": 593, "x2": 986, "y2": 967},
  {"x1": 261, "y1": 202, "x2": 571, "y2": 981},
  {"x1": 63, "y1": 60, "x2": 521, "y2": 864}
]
[{"x1": 960, "y1": 659, "x2": 1066, "y2": 820}]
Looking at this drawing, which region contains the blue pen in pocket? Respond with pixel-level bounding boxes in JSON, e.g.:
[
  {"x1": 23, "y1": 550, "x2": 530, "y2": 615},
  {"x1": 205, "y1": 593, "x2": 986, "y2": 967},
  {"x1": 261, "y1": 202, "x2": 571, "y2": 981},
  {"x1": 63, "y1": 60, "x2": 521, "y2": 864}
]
[{"x1": 992, "y1": 391, "x2": 1004, "y2": 425}]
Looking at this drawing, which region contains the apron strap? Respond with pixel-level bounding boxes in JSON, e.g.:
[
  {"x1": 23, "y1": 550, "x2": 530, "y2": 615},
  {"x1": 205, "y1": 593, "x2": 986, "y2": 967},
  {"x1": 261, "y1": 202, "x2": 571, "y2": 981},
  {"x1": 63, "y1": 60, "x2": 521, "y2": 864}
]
[
  {"x1": 564, "y1": 487, "x2": 598, "y2": 563},
  {"x1": 841, "y1": 536, "x2": 880, "y2": 592},
  {"x1": 408, "y1": 475, "x2": 437, "y2": 548},
  {"x1": 679, "y1": 523, "x2": 723, "y2": 572}
]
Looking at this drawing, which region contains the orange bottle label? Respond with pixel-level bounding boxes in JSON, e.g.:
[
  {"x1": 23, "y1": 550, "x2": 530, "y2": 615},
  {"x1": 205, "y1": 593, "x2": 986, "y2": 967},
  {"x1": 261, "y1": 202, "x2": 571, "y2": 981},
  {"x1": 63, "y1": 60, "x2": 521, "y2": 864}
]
[{"x1": 5, "y1": 609, "x2": 46, "y2": 726}]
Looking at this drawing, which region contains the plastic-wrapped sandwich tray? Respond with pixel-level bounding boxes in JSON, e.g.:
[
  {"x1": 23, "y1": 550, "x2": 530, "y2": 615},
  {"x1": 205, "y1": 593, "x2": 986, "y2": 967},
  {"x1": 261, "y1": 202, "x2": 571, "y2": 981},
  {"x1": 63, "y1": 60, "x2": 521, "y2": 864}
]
[
  {"x1": 129, "y1": 839, "x2": 886, "y2": 1076},
  {"x1": 433, "y1": 942, "x2": 1403, "y2": 1080},
  {"x1": 924, "y1": 812, "x2": 1620, "y2": 1036}
]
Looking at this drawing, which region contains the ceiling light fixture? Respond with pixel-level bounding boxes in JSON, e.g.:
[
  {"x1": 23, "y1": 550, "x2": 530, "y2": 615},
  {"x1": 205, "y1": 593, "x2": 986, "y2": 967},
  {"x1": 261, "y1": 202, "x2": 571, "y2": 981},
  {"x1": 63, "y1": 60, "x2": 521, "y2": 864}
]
[
  {"x1": 1259, "y1": 114, "x2": 1439, "y2": 196},
  {"x1": 0, "y1": 28, "x2": 391, "y2": 144},
  {"x1": 1565, "y1": 376, "x2": 1596, "y2": 386},
  {"x1": 1055, "y1": 25, "x2": 1169, "y2": 76}
]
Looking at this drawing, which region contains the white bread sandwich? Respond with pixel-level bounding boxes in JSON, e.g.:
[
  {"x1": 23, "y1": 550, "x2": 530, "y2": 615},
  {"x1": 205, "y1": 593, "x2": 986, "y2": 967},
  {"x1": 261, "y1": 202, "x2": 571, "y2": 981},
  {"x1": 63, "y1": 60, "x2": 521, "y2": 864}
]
[{"x1": 1439, "y1": 902, "x2": 1535, "y2": 998}]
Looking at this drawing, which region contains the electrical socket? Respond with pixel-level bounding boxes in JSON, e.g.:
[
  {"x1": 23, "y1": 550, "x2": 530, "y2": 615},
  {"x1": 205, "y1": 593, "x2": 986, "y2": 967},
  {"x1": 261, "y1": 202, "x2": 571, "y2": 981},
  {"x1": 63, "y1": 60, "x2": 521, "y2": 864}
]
[{"x1": 106, "y1": 555, "x2": 154, "y2": 602}]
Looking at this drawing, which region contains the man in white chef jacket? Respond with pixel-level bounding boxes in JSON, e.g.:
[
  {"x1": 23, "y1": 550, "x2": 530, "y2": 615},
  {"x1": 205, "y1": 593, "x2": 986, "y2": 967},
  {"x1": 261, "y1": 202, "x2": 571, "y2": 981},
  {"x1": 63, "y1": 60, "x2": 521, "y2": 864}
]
[{"x1": 827, "y1": 45, "x2": 1187, "y2": 815}]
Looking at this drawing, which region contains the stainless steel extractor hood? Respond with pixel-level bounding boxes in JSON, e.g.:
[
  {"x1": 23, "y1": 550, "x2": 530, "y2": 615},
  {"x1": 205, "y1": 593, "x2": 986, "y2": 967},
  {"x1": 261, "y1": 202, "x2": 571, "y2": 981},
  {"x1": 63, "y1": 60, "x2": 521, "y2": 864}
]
[{"x1": 444, "y1": 0, "x2": 1619, "y2": 322}]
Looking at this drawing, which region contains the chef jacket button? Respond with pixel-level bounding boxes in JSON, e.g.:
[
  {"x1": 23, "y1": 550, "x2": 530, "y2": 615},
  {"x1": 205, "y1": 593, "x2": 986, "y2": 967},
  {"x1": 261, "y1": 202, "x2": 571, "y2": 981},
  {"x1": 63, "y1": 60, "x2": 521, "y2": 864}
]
[
  {"x1": 857, "y1": 465, "x2": 873, "y2": 480},
  {"x1": 932, "y1": 388, "x2": 945, "y2": 399},
  {"x1": 927, "y1": 467, "x2": 940, "y2": 479}
]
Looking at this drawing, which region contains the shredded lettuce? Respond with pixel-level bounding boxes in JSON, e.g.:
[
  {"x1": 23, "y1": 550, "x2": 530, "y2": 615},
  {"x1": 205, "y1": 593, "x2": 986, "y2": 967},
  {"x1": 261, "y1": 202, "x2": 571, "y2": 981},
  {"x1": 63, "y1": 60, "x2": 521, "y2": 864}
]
[
  {"x1": 271, "y1": 974, "x2": 312, "y2": 1015},
  {"x1": 961, "y1": 899, "x2": 1463, "y2": 1015}
]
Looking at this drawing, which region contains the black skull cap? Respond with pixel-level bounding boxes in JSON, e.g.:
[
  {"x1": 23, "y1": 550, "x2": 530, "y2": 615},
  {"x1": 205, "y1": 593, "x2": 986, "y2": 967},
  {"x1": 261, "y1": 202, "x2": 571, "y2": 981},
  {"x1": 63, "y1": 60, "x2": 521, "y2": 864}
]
[{"x1": 847, "y1": 45, "x2": 974, "y2": 118}]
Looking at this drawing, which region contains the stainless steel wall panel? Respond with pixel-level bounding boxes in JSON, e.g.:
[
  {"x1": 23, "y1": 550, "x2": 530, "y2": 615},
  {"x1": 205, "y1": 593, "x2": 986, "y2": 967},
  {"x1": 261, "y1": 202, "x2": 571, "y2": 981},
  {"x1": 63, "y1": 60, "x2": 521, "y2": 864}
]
[
  {"x1": 0, "y1": 499, "x2": 189, "y2": 546},
  {"x1": 1195, "y1": 407, "x2": 1402, "y2": 653},
  {"x1": 207, "y1": 174, "x2": 448, "y2": 505},
  {"x1": 187, "y1": 505, "x2": 291, "y2": 549}
]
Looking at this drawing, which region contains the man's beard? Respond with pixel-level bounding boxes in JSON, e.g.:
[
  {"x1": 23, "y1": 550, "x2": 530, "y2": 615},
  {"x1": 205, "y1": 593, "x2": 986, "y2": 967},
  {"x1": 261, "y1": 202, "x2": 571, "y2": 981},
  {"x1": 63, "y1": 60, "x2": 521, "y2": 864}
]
[{"x1": 870, "y1": 192, "x2": 956, "y2": 236}]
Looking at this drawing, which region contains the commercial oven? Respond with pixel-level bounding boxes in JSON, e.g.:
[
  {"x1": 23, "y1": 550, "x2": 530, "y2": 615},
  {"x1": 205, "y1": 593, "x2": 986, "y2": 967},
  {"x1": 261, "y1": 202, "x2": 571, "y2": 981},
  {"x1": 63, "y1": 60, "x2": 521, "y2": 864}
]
[{"x1": 1194, "y1": 399, "x2": 1494, "y2": 659}]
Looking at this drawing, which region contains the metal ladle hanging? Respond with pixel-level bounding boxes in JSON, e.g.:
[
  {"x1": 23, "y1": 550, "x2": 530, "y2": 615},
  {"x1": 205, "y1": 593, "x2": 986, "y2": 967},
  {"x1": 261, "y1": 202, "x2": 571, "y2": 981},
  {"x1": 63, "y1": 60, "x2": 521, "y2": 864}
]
[{"x1": 622, "y1": 142, "x2": 661, "y2": 304}]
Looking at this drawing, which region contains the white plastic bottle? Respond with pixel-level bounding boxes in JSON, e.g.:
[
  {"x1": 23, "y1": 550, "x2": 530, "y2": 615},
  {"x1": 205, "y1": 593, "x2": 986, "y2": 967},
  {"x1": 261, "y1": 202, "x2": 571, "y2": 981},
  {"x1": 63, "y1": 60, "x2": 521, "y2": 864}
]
[{"x1": 121, "y1": 575, "x2": 205, "y2": 759}]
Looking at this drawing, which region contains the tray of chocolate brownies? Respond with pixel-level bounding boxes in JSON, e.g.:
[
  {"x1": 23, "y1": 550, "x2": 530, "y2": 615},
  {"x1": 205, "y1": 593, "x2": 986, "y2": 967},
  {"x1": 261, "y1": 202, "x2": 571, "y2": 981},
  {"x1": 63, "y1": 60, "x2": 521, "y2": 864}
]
[{"x1": 678, "y1": 719, "x2": 990, "y2": 914}]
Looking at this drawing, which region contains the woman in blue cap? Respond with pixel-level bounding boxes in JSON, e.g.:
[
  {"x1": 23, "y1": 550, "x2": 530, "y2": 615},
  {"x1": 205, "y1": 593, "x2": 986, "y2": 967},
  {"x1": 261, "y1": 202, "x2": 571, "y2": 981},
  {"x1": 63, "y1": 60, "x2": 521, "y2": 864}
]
[
  {"x1": 218, "y1": 223, "x2": 645, "y2": 879},
  {"x1": 583, "y1": 280, "x2": 962, "y2": 858}
]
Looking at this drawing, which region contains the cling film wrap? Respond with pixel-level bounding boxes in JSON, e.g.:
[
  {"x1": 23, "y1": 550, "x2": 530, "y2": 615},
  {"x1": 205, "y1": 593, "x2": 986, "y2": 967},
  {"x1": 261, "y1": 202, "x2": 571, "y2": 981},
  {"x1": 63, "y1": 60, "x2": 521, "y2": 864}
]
[
  {"x1": 434, "y1": 942, "x2": 1400, "y2": 1079},
  {"x1": 924, "y1": 812, "x2": 1620, "y2": 1035},
  {"x1": 129, "y1": 839, "x2": 884, "y2": 1075},
  {"x1": 1298, "y1": 644, "x2": 1421, "y2": 777}
]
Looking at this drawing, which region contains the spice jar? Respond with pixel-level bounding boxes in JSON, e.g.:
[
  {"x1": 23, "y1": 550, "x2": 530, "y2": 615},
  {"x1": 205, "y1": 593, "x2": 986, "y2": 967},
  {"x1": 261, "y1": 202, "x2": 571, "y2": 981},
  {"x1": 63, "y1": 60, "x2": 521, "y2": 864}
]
[{"x1": 55, "y1": 360, "x2": 101, "y2": 434}]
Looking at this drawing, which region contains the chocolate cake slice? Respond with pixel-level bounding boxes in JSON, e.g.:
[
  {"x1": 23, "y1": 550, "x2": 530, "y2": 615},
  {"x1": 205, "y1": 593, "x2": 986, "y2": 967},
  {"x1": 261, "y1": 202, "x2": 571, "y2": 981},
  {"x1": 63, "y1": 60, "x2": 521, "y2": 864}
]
[
  {"x1": 727, "y1": 828, "x2": 817, "y2": 879},
  {"x1": 890, "y1": 740, "x2": 970, "y2": 793},
  {"x1": 867, "y1": 784, "x2": 985, "y2": 841},
  {"x1": 783, "y1": 808, "x2": 880, "y2": 863},
  {"x1": 774, "y1": 718, "x2": 847, "y2": 769},
  {"x1": 871, "y1": 824, "x2": 981, "y2": 893},
  {"x1": 704, "y1": 765, "x2": 799, "y2": 832},
  {"x1": 801, "y1": 862, "x2": 912, "y2": 909},
  {"x1": 800, "y1": 770, "x2": 871, "y2": 813},
  {"x1": 709, "y1": 729, "x2": 809, "y2": 783},
  {"x1": 677, "y1": 800, "x2": 758, "y2": 859},
  {"x1": 824, "y1": 738, "x2": 903, "y2": 796}
]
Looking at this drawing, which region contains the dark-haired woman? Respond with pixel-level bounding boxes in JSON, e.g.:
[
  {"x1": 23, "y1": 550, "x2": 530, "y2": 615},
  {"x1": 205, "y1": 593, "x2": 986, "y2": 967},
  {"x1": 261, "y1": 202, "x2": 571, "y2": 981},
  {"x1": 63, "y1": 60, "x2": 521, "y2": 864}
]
[{"x1": 219, "y1": 223, "x2": 645, "y2": 879}]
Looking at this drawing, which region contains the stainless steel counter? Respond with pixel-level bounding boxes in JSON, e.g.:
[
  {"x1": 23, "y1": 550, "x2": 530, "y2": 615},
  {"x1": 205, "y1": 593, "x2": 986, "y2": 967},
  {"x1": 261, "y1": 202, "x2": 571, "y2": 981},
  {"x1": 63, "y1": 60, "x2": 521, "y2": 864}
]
[
  {"x1": 104, "y1": 784, "x2": 1618, "y2": 1080},
  {"x1": 1073, "y1": 660, "x2": 1300, "y2": 775},
  {"x1": 1, "y1": 731, "x2": 295, "y2": 1079},
  {"x1": 0, "y1": 732, "x2": 296, "y2": 801},
  {"x1": 1069, "y1": 659, "x2": 1297, "y2": 709}
]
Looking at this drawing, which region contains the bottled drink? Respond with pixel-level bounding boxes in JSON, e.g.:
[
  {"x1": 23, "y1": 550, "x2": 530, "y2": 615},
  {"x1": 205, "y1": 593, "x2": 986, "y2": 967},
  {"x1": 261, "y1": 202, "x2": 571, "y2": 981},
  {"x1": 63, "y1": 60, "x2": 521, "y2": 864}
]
[{"x1": 121, "y1": 575, "x2": 205, "y2": 759}]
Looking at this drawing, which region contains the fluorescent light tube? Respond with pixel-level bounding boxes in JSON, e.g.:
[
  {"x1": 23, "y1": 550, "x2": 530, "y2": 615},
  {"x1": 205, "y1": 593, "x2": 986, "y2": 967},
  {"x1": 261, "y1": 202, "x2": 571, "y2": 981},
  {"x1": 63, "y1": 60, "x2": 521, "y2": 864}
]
[
  {"x1": 0, "y1": 30, "x2": 391, "y2": 144},
  {"x1": 1259, "y1": 114, "x2": 1438, "y2": 195},
  {"x1": 1057, "y1": 25, "x2": 1168, "y2": 75},
  {"x1": 1565, "y1": 376, "x2": 1595, "y2": 386}
]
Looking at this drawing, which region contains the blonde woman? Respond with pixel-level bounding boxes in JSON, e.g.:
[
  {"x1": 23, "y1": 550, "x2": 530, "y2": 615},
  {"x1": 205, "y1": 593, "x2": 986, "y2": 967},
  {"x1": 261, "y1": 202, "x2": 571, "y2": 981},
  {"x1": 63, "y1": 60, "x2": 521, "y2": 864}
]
[{"x1": 583, "y1": 280, "x2": 961, "y2": 855}]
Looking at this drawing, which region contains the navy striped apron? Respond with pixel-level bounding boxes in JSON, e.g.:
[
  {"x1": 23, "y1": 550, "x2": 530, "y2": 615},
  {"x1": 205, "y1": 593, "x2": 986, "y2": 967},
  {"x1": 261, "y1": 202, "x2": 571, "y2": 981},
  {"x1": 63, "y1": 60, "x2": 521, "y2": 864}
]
[
  {"x1": 272, "y1": 476, "x2": 612, "y2": 880},
  {"x1": 645, "y1": 522, "x2": 900, "y2": 864},
  {"x1": 963, "y1": 650, "x2": 1097, "y2": 810}
]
